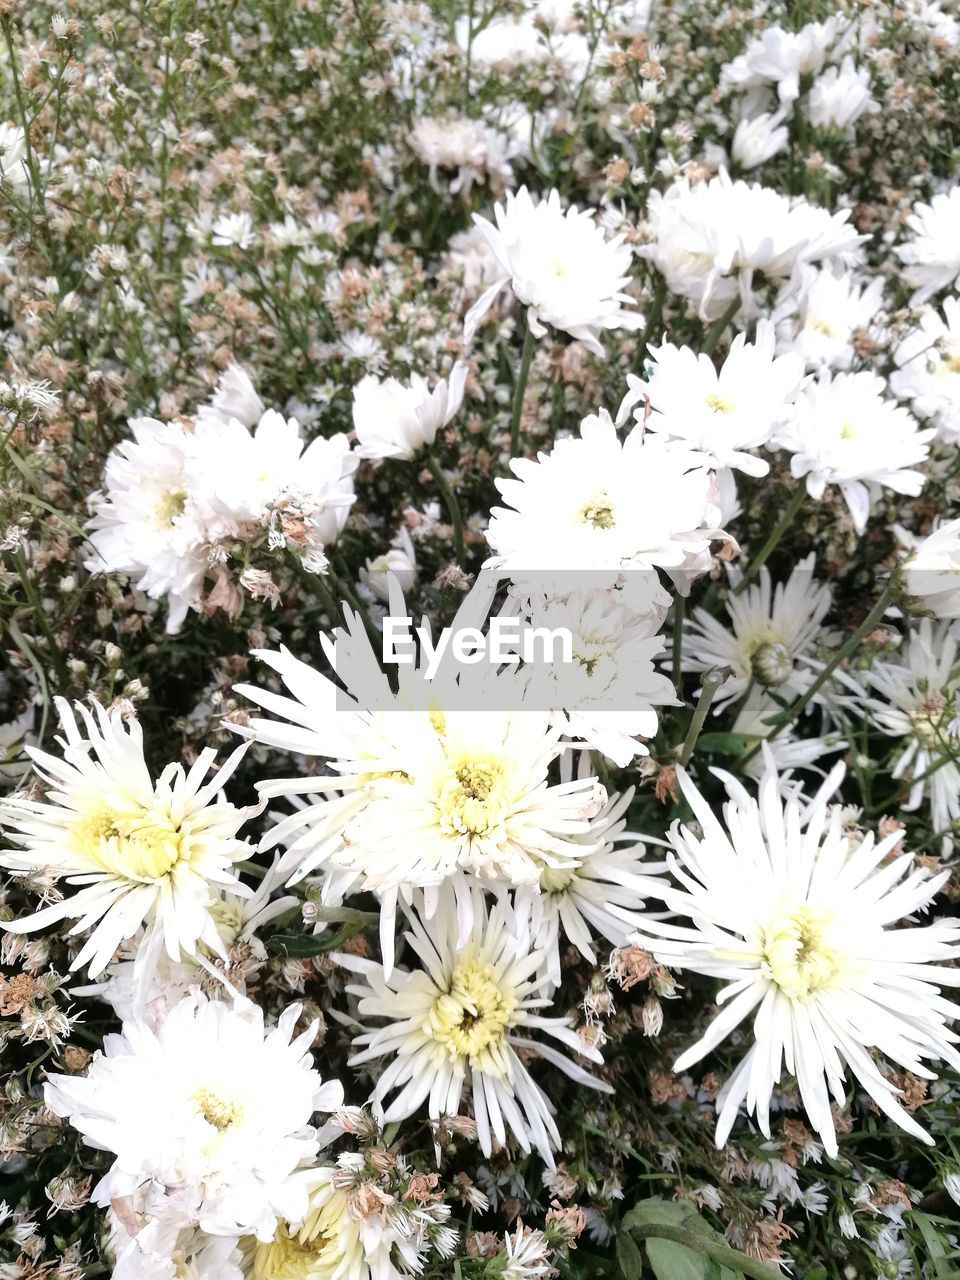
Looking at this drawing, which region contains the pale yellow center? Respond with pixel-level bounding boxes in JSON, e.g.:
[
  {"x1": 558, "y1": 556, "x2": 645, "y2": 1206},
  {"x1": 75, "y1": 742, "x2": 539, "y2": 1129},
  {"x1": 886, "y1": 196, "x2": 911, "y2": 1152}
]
[
  {"x1": 541, "y1": 863, "x2": 577, "y2": 893},
  {"x1": 809, "y1": 317, "x2": 835, "y2": 337},
  {"x1": 839, "y1": 420, "x2": 857, "y2": 440},
  {"x1": 705, "y1": 391, "x2": 735, "y2": 413},
  {"x1": 912, "y1": 691, "x2": 948, "y2": 746},
  {"x1": 155, "y1": 489, "x2": 187, "y2": 527},
  {"x1": 945, "y1": 354, "x2": 960, "y2": 374},
  {"x1": 72, "y1": 807, "x2": 183, "y2": 880},
  {"x1": 426, "y1": 954, "x2": 515, "y2": 1062},
  {"x1": 435, "y1": 754, "x2": 509, "y2": 838},
  {"x1": 192, "y1": 1086, "x2": 243, "y2": 1132},
  {"x1": 250, "y1": 1189, "x2": 352, "y2": 1280},
  {"x1": 760, "y1": 903, "x2": 842, "y2": 1001},
  {"x1": 579, "y1": 494, "x2": 616, "y2": 530}
]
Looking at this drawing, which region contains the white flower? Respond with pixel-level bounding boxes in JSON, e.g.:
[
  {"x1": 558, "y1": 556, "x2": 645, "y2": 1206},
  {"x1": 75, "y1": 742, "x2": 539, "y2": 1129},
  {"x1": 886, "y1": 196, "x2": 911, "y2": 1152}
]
[
  {"x1": 513, "y1": 787, "x2": 661, "y2": 985},
  {"x1": 444, "y1": 225, "x2": 506, "y2": 291},
  {"x1": 773, "y1": 371, "x2": 934, "y2": 533},
  {"x1": 731, "y1": 111, "x2": 790, "y2": 170},
  {"x1": 340, "y1": 887, "x2": 610, "y2": 1166},
  {"x1": 465, "y1": 187, "x2": 642, "y2": 355},
  {"x1": 106, "y1": 1189, "x2": 244, "y2": 1280},
  {"x1": 635, "y1": 755, "x2": 960, "y2": 1156},
  {"x1": 642, "y1": 170, "x2": 863, "y2": 319},
  {"x1": 352, "y1": 363, "x2": 467, "y2": 461},
  {"x1": 211, "y1": 211, "x2": 255, "y2": 249},
  {"x1": 360, "y1": 526, "x2": 418, "y2": 602},
  {"x1": 721, "y1": 19, "x2": 842, "y2": 102},
  {"x1": 774, "y1": 266, "x2": 885, "y2": 371},
  {"x1": 197, "y1": 364, "x2": 265, "y2": 430},
  {"x1": 44, "y1": 992, "x2": 344, "y2": 1241},
  {"x1": 683, "y1": 554, "x2": 832, "y2": 713},
  {"x1": 890, "y1": 296, "x2": 960, "y2": 441},
  {"x1": 622, "y1": 319, "x2": 805, "y2": 475},
  {"x1": 0, "y1": 122, "x2": 29, "y2": 190},
  {"x1": 502, "y1": 1224, "x2": 553, "y2": 1280},
  {"x1": 731, "y1": 689, "x2": 846, "y2": 784},
  {"x1": 410, "y1": 116, "x2": 516, "y2": 194},
  {"x1": 485, "y1": 409, "x2": 724, "y2": 576},
  {"x1": 896, "y1": 187, "x2": 960, "y2": 305},
  {"x1": 903, "y1": 517, "x2": 960, "y2": 618},
  {"x1": 808, "y1": 58, "x2": 878, "y2": 132},
  {"x1": 843, "y1": 620, "x2": 960, "y2": 853},
  {"x1": 0, "y1": 698, "x2": 256, "y2": 981}
]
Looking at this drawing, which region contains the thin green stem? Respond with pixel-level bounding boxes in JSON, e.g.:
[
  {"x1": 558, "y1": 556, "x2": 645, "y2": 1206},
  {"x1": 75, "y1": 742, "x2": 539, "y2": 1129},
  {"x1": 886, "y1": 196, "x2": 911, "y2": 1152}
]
[
  {"x1": 626, "y1": 1224, "x2": 784, "y2": 1280},
  {"x1": 701, "y1": 295, "x2": 741, "y2": 357},
  {"x1": 2, "y1": 19, "x2": 44, "y2": 211},
  {"x1": 735, "y1": 484, "x2": 806, "y2": 593},
  {"x1": 425, "y1": 453, "x2": 465, "y2": 566},
  {"x1": 509, "y1": 322, "x2": 536, "y2": 457},
  {"x1": 679, "y1": 667, "x2": 731, "y2": 765},
  {"x1": 14, "y1": 550, "x2": 70, "y2": 689}
]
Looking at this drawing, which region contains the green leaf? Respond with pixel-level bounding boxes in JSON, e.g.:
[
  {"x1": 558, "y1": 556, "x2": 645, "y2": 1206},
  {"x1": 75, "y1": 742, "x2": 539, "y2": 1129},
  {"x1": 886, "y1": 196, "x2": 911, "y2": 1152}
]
[
  {"x1": 267, "y1": 922, "x2": 360, "y2": 956},
  {"x1": 617, "y1": 1227, "x2": 644, "y2": 1279},
  {"x1": 645, "y1": 1238, "x2": 704, "y2": 1280},
  {"x1": 622, "y1": 1200, "x2": 709, "y2": 1235},
  {"x1": 693, "y1": 732, "x2": 754, "y2": 757}
]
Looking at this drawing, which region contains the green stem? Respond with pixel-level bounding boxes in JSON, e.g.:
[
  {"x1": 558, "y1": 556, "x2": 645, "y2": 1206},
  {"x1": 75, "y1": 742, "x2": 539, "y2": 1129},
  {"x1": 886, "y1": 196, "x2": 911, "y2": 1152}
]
[
  {"x1": 627, "y1": 1224, "x2": 784, "y2": 1280},
  {"x1": 425, "y1": 453, "x2": 465, "y2": 566},
  {"x1": 735, "y1": 484, "x2": 806, "y2": 593},
  {"x1": 14, "y1": 550, "x2": 70, "y2": 689},
  {"x1": 2, "y1": 19, "x2": 44, "y2": 212},
  {"x1": 701, "y1": 295, "x2": 741, "y2": 357},
  {"x1": 679, "y1": 666, "x2": 731, "y2": 765},
  {"x1": 509, "y1": 323, "x2": 536, "y2": 457},
  {"x1": 744, "y1": 575, "x2": 899, "y2": 764}
]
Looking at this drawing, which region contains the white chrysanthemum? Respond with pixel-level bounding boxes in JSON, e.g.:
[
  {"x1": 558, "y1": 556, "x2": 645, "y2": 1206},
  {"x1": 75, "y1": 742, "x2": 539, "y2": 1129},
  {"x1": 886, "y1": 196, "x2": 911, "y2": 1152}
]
[
  {"x1": 682, "y1": 554, "x2": 833, "y2": 710},
  {"x1": 513, "y1": 787, "x2": 662, "y2": 985},
  {"x1": 196, "y1": 364, "x2": 265, "y2": 430},
  {"x1": 0, "y1": 122, "x2": 30, "y2": 189},
  {"x1": 45, "y1": 992, "x2": 344, "y2": 1241},
  {"x1": 485, "y1": 410, "x2": 723, "y2": 577},
  {"x1": 808, "y1": 57, "x2": 878, "y2": 131},
  {"x1": 339, "y1": 888, "x2": 610, "y2": 1166},
  {"x1": 359, "y1": 526, "x2": 418, "y2": 603},
  {"x1": 903, "y1": 517, "x2": 960, "y2": 618},
  {"x1": 351, "y1": 363, "x2": 467, "y2": 461},
  {"x1": 465, "y1": 187, "x2": 642, "y2": 354},
  {"x1": 246, "y1": 1160, "x2": 455, "y2": 1280},
  {"x1": 642, "y1": 170, "x2": 863, "y2": 319},
  {"x1": 635, "y1": 755, "x2": 960, "y2": 1156},
  {"x1": 721, "y1": 19, "x2": 841, "y2": 101},
  {"x1": 731, "y1": 689, "x2": 846, "y2": 783},
  {"x1": 773, "y1": 371, "x2": 934, "y2": 534},
  {"x1": 410, "y1": 116, "x2": 516, "y2": 194},
  {"x1": 620, "y1": 319, "x2": 805, "y2": 475},
  {"x1": 842, "y1": 620, "x2": 960, "y2": 853},
  {"x1": 106, "y1": 1187, "x2": 244, "y2": 1280},
  {"x1": 890, "y1": 296, "x2": 960, "y2": 442},
  {"x1": 774, "y1": 265, "x2": 885, "y2": 371},
  {"x1": 0, "y1": 698, "x2": 256, "y2": 981},
  {"x1": 896, "y1": 187, "x2": 960, "y2": 305},
  {"x1": 731, "y1": 111, "x2": 789, "y2": 170},
  {"x1": 456, "y1": 3, "x2": 590, "y2": 78}
]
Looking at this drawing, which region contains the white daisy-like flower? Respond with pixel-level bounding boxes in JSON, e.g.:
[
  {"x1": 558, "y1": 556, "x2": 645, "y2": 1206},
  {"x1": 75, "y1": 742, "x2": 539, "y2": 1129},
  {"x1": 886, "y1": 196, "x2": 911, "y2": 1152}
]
[
  {"x1": 513, "y1": 787, "x2": 663, "y2": 985},
  {"x1": 359, "y1": 526, "x2": 418, "y2": 603},
  {"x1": 0, "y1": 697, "x2": 257, "y2": 982},
  {"x1": 731, "y1": 111, "x2": 790, "y2": 170},
  {"x1": 721, "y1": 19, "x2": 842, "y2": 102},
  {"x1": 774, "y1": 265, "x2": 885, "y2": 371},
  {"x1": 682, "y1": 554, "x2": 833, "y2": 710},
  {"x1": 903, "y1": 517, "x2": 960, "y2": 619},
  {"x1": 485, "y1": 409, "x2": 724, "y2": 577},
  {"x1": 635, "y1": 754, "x2": 960, "y2": 1156},
  {"x1": 351, "y1": 363, "x2": 467, "y2": 461},
  {"x1": 196, "y1": 364, "x2": 265, "y2": 430},
  {"x1": 731, "y1": 689, "x2": 846, "y2": 783},
  {"x1": 211, "y1": 211, "x2": 255, "y2": 249},
  {"x1": 897, "y1": 186, "x2": 960, "y2": 306},
  {"x1": 842, "y1": 620, "x2": 960, "y2": 853},
  {"x1": 890, "y1": 296, "x2": 960, "y2": 442},
  {"x1": 464, "y1": 187, "x2": 643, "y2": 355},
  {"x1": 773, "y1": 371, "x2": 934, "y2": 534},
  {"x1": 246, "y1": 1159, "x2": 456, "y2": 1280},
  {"x1": 339, "y1": 887, "x2": 611, "y2": 1166},
  {"x1": 106, "y1": 1187, "x2": 244, "y2": 1280},
  {"x1": 620, "y1": 319, "x2": 805, "y2": 476},
  {"x1": 410, "y1": 115, "x2": 517, "y2": 195},
  {"x1": 808, "y1": 57, "x2": 878, "y2": 132},
  {"x1": 44, "y1": 992, "x2": 344, "y2": 1241},
  {"x1": 642, "y1": 170, "x2": 863, "y2": 319},
  {"x1": 0, "y1": 122, "x2": 30, "y2": 190}
]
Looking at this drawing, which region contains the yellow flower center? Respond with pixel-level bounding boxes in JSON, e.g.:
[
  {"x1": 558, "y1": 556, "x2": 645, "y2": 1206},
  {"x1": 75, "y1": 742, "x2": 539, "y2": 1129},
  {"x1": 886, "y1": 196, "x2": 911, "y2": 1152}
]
[
  {"x1": 541, "y1": 863, "x2": 577, "y2": 893},
  {"x1": 250, "y1": 1189, "x2": 352, "y2": 1280},
  {"x1": 838, "y1": 420, "x2": 857, "y2": 440},
  {"x1": 761, "y1": 903, "x2": 842, "y2": 1001},
  {"x1": 192, "y1": 1086, "x2": 243, "y2": 1132},
  {"x1": 578, "y1": 494, "x2": 616, "y2": 530},
  {"x1": 705, "y1": 391, "x2": 735, "y2": 413},
  {"x1": 435, "y1": 755, "x2": 509, "y2": 838},
  {"x1": 809, "y1": 317, "x2": 835, "y2": 337},
  {"x1": 154, "y1": 489, "x2": 187, "y2": 527},
  {"x1": 72, "y1": 807, "x2": 183, "y2": 881},
  {"x1": 426, "y1": 954, "x2": 516, "y2": 1064},
  {"x1": 945, "y1": 354, "x2": 960, "y2": 374},
  {"x1": 912, "y1": 691, "x2": 949, "y2": 746}
]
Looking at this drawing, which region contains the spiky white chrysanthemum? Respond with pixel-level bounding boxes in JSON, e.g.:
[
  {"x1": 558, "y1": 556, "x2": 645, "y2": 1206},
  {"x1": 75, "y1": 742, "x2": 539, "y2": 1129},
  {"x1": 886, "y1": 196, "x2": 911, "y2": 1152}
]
[
  {"x1": 351, "y1": 363, "x2": 467, "y2": 461},
  {"x1": 896, "y1": 187, "x2": 960, "y2": 305},
  {"x1": 339, "y1": 888, "x2": 610, "y2": 1166},
  {"x1": 485, "y1": 410, "x2": 724, "y2": 578},
  {"x1": 731, "y1": 690, "x2": 846, "y2": 783},
  {"x1": 682, "y1": 554, "x2": 833, "y2": 710},
  {"x1": 641, "y1": 170, "x2": 863, "y2": 319},
  {"x1": 513, "y1": 788, "x2": 663, "y2": 985},
  {"x1": 720, "y1": 19, "x2": 841, "y2": 102},
  {"x1": 246, "y1": 1158, "x2": 456, "y2": 1280},
  {"x1": 808, "y1": 57, "x2": 878, "y2": 132},
  {"x1": 45, "y1": 992, "x2": 344, "y2": 1241},
  {"x1": 0, "y1": 698, "x2": 257, "y2": 982},
  {"x1": 731, "y1": 110, "x2": 789, "y2": 170},
  {"x1": 903, "y1": 517, "x2": 960, "y2": 618},
  {"x1": 774, "y1": 265, "x2": 885, "y2": 371},
  {"x1": 773, "y1": 371, "x2": 934, "y2": 533},
  {"x1": 841, "y1": 620, "x2": 960, "y2": 854},
  {"x1": 634, "y1": 755, "x2": 960, "y2": 1156},
  {"x1": 464, "y1": 187, "x2": 642, "y2": 354},
  {"x1": 619, "y1": 319, "x2": 805, "y2": 475},
  {"x1": 890, "y1": 296, "x2": 960, "y2": 442}
]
